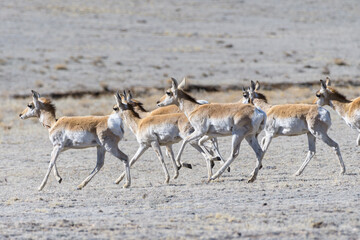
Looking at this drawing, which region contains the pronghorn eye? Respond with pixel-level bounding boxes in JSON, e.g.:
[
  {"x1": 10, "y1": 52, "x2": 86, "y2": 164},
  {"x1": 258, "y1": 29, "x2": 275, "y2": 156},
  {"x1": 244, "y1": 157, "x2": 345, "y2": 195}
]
[
  {"x1": 27, "y1": 104, "x2": 33, "y2": 108},
  {"x1": 316, "y1": 93, "x2": 321, "y2": 98},
  {"x1": 113, "y1": 107, "x2": 119, "y2": 111},
  {"x1": 166, "y1": 91, "x2": 171, "y2": 96}
]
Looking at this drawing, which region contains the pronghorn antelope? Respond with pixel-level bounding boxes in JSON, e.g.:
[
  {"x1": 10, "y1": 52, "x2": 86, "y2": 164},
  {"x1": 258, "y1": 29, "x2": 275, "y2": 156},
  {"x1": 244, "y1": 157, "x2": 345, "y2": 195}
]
[
  {"x1": 157, "y1": 78, "x2": 266, "y2": 183},
  {"x1": 113, "y1": 92, "x2": 190, "y2": 185},
  {"x1": 316, "y1": 77, "x2": 360, "y2": 146},
  {"x1": 123, "y1": 90, "x2": 226, "y2": 169},
  {"x1": 246, "y1": 80, "x2": 345, "y2": 176},
  {"x1": 19, "y1": 90, "x2": 130, "y2": 190}
]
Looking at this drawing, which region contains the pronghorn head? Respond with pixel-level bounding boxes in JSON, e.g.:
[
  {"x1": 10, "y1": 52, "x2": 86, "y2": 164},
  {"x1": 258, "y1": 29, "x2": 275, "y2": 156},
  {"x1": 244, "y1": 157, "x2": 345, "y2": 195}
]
[
  {"x1": 19, "y1": 90, "x2": 56, "y2": 119},
  {"x1": 114, "y1": 91, "x2": 130, "y2": 112},
  {"x1": 315, "y1": 77, "x2": 350, "y2": 106},
  {"x1": 247, "y1": 80, "x2": 268, "y2": 104},
  {"x1": 157, "y1": 77, "x2": 186, "y2": 107},
  {"x1": 241, "y1": 86, "x2": 250, "y2": 104},
  {"x1": 124, "y1": 90, "x2": 148, "y2": 113}
]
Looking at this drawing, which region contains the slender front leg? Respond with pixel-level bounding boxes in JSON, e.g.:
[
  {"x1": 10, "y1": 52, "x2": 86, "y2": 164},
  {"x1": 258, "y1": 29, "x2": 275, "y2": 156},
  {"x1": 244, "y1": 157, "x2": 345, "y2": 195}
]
[
  {"x1": 38, "y1": 145, "x2": 62, "y2": 191},
  {"x1": 294, "y1": 133, "x2": 316, "y2": 176},
  {"x1": 165, "y1": 145, "x2": 180, "y2": 179},
  {"x1": 114, "y1": 144, "x2": 148, "y2": 184},
  {"x1": 176, "y1": 130, "x2": 204, "y2": 167},
  {"x1": 245, "y1": 135, "x2": 264, "y2": 183},
  {"x1": 77, "y1": 146, "x2": 106, "y2": 190},
  {"x1": 53, "y1": 162, "x2": 62, "y2": 183},
  {"x1": 210, "y1": 133, "x2": 244, "y2": 181},
  {"x1": 198, "y1": 135, "x2": 215, "y2": 181},
  {"x1": 151, "y1": 141, "x2": 170, "y2": 184}
]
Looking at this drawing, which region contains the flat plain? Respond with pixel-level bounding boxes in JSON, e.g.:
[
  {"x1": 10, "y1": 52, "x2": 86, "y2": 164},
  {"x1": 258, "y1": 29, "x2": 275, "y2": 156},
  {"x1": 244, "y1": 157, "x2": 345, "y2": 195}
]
[{"x1": 1, "y1": 1, "x2": 359, "y2": 239}]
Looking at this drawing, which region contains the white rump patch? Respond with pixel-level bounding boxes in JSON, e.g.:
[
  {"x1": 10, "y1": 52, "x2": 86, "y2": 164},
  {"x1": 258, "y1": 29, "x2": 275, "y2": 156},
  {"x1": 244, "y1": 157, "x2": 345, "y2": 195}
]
[{"x1": 108, "y1": 113, "x2": 125, "y2": 138}]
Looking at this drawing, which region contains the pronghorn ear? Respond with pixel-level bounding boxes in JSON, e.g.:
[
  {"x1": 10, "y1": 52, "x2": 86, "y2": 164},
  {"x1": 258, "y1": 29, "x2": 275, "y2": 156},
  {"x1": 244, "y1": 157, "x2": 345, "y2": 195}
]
[
  {"x1": 127, "y1": 90, "x2": 133, "y2": 102},
  {"x1": 255, "y1": 81, "x2": 260, "y2": 91},
  {"x1": 242, "y1": 86, "x2": 246, "y2": 92},
  {"x1": 320, "y1": 79, "x2": 327, "y2": 90},
  {"x1": 326, "y1": 77, "x2": 331, "y2": 86},
  {"x1": 115, "y1": 91, "x2": 126, "y2": 108},
  {"x1": 170, "y1": 77, "x2": 178, "y2": 91},
  {"x1": 178, "y1": 77, "x2": 187, "y2": 90},
  {"x1": 31, "y1": 90, "x2": 41, "y2": 108},
  {"x1": 250, "y1": 80, "x2": 256, "y2": 91}
]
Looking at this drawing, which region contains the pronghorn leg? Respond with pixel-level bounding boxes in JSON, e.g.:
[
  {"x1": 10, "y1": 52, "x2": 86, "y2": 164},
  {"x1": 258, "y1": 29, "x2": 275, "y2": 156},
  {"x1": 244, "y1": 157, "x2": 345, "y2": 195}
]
[
  {"x1": 357, "y1": 133, "x2": 360, "y2": 146},
  {"x1": 261, "y1": 132, "x2": 273, "y2": 153},
  {"x1": 211, "y1": 138, "x2": 230, "y2": 172},
  {"x1": 105, "y1": 143, "x2": 131, "y2": 188},
  {"x1": 294, "y1": 133, "x2": 316, "y2": 176},
  {"x1": 246, "y1": 135, "x2": 264, "y2": 183},
  {"x1": 175, "y1": 130, "x2": 204, "y2": 168},
  {"x1": 114, "y1": 144, "x2": 148, "y2": 184},
  {"x1": 53, "y1": 162, "x2": 62, "y2": 183},
  {"x1": 165, "y1": 145, "x2": 180, "y2": 179},
  {"x1": 38, "y1": 145, "x2": 62, "y2": 191},
  {"x1": 318, "y1": 132, "x2": 346, "y2": 175},
  {"x1": 151, "y1": 141, "x2": 170, "y2": 184},
  {"x1": 77, "y1": 146, "x2": 106, "y2": 190},
  {"x1": 198, "y1": 135, "x2": 216, "y2": 181},
  {"x1": 210, "y1": 133, "x2": 244, "y2": 181}
]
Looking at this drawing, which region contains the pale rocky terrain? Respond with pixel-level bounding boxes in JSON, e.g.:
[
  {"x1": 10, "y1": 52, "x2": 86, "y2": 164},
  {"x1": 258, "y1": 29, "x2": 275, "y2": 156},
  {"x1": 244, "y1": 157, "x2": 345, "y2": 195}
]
[{"x1": 1, "y1": 1, "x2": 360, "y2": 239}]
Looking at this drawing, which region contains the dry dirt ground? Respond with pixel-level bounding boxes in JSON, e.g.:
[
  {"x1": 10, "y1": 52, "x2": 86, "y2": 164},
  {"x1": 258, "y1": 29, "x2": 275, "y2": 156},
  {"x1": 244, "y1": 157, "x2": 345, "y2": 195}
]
[{"x1": 1, "y1": 0, "x2": 360, "y2": 239}]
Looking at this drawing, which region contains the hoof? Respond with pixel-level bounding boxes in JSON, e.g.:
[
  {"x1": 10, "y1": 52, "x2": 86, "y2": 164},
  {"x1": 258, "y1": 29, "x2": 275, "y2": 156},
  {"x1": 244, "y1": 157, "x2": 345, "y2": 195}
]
[
  {"x1": 259, "y1": 165, "x2": 263, "y2": 170},
  {"x1": 247, "y1": 177, "x2": 256, "y2": 183},
  {"x1": 210, "y1": 161, "x2": 215, "y2": 169},
  {"x1": 173, "y1": 173, "x2": 179, "y2": 179},
  {"x1": 123, "y1": 184, "x2": 130, "y2": 189},
  {"x1": 216, "y1": 156, "x2": 221, "y2": 161},
  {"x1": 77, "y1": 185, "x2": 83, "y2": 190},
  {"x1": 340, "y1": 170, "x2": 346, "y2": 175},
  {"x1": 58, "y1": 178, "x2": 62, "y2": 184},
  {"x1": 177, "y1": 165, "x2": 182, "y2": 171},
  {"x1": 294, "y1": 172, "x2": 301, "y2": 177},
  {"x1": 182, "y1": 163, "x2": 192, "y2": 169},
  {"x1": 227, "y1": 167, "x2": 231, "y2": 173}
]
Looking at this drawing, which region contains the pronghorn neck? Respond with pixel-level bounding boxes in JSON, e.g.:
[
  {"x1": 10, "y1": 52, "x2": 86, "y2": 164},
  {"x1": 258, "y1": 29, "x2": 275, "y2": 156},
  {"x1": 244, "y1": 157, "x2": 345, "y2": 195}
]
[
  {"x1": 39, "y1": 109, "x2": 57, "y2": 130},
  {"x1": 133, "y1": 105, "x2": 149, "y2": 118},
  {"x1": 177, "y1": 90, "x2": 200, "y2": 118},
  {"x1": 121, "y1": 109, "x2": 141, "y2": 135},
  {"x1": 329, "y1": 100, "x2": 350, "y2": 118},
  {"x1": 252, "y1": 97, "x2": 272, "y2": 113},
  {"x1": 327, "y1": 88, "x2": 351, "y2": 118}
]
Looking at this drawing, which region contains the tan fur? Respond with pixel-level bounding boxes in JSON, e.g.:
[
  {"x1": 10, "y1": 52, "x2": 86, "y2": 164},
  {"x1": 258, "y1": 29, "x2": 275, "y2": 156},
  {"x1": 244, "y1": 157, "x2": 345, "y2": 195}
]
[{"x1": 266, "y1": 104, "x2": 318, "y2": 119}]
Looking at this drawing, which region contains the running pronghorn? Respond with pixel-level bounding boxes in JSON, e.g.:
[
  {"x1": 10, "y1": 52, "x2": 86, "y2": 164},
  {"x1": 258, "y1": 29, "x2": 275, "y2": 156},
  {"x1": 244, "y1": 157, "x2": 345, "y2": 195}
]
[
  {"x1": 113, "y1": 92, "x2": 191, "y2": 185},
  {"x1": 157, "y1": 78, "x2": 266, "y2": 183},
  {"x1": 315, "y1": 77, "x2": 360, "y2": 146},
  {"x1": 19, "y1": 90, "x2": 131, "y2": 190},
  {"x1": 123, "y1": 90, "x2": 226, "y2": 169},
  {"x1": 246, "y1": 80, "x2": 345, "y2": 176}
]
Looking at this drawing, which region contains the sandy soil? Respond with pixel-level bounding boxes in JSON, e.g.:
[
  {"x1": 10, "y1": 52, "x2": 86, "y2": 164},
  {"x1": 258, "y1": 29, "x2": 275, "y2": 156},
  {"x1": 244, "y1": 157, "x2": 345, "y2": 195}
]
[{"x1": 1, "y1": 1, "x2": 360, "y2": 239}]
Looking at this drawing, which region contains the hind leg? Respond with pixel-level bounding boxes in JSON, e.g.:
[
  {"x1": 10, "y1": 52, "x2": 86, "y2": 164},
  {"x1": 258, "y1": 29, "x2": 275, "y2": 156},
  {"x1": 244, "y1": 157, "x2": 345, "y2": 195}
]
[
  {"x1": 105, "y1": 142, "x2": 130, "y2": 188},
  {"x1": 318, "y1": 132, "x2": 345, "y2": 175},
  {"x1": 53, "y1": 163, "x2": 62, "y2": 183},
  {"x1": 77, "y1": 146, "x2": 106, "y2": 190},
  {"x1": 210, "y1": 133, "x2": 244, "y2": 181},
  {"x1": 151, "y1": 141, "x2": 170, "y2": 184},
  {"x1": 245, "y1": 135, "x2": 264, "y2": 183},
  {"x1": 115, "y1": 144, "x2": 148, "y2": 184},
  {"x1": 294, "y1": 133, "x2": 316, "y2": 176},
  {"x1": 165, "y1": 145, "x2": 180, "y2": 179}
]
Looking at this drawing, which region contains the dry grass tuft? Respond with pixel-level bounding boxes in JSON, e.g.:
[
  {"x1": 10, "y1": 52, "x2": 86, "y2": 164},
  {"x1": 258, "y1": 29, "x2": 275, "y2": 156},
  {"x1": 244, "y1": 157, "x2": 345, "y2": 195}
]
[{"x1": 54, "y1": 64, "x2": 68, "y2": 70}]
